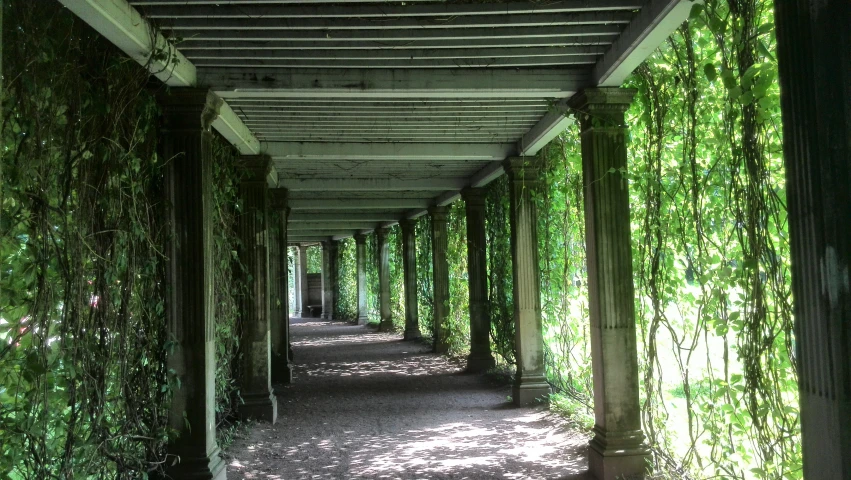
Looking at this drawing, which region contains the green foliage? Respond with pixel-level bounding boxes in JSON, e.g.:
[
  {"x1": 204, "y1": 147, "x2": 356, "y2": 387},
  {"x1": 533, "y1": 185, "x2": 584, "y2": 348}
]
[
  {"x1": 387, "y1": 226, "x2": 405, "y2": 331},
  {"x1": 0, "y1": 1, "x2": 171, "y2": 476},
  {"x1": 485, "y1": 177, "x2": 515, "y2": 366},
  {"x1": 416, "y1": 216, "x2": 434, "y2": 340},
  {"x1": 334, "y1": 238, "x2": 358, "y2": 322},
  {"x1": 444, "y1": 201, "x2": 471, "y2": 355},
  {"x1": 365, "y1": 234, "x2": 381, "y2": 324},
  {"x1": 305, "y1": 245, "x2": 322, "y2": 273}
]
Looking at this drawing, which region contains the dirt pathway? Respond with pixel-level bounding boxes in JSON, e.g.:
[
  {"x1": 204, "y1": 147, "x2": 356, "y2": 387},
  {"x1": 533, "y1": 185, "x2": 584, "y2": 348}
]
[{"x1": 224, "y1": 318, "x2": 591, "y2": 479}]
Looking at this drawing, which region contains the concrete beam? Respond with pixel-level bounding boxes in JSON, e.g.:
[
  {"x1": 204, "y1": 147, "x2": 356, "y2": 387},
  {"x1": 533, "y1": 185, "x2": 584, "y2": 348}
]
[
  {"x1": 289, "y1": 222, "x2": 380, "y2": 231},
  {"x1": 517, "y1": 106, "x2": 576, "y2": 156},
  {"x1": 279, "y1": 177, "x2": 467, "y2": 192},
  {"x1": 289, "y1": 199, "x2": 431, "y2": 210},
  {"x1": 435, "y1": 191, "x2": 462, "y2": 207},
  {"x1": 58, "y1": 0, "x2": 261, "y2": 155},
  {"x1": 266, "y1": 142, "x2": 514, "y2": 161},
  {"x1": 203, "y1": 69, "x2": 586, "y2": 99},
  {"x1": 185, "y1": 46, "x2": 608, "y2": 61},
  {"x1": 593, "y1": 0, "x2": 696, "y2": 86},
  {"x1": 289, "y1": 213, "x2": 402, "y2": 223},
  {"x1": 470, "y1": 161, "x2": 506, "y2": 188},
  {"x1": 178, "y1": 36, "x2": 617, "y2": 51}
]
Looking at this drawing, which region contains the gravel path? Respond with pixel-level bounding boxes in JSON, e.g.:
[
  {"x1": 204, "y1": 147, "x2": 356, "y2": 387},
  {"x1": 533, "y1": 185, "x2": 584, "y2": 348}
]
[{"x1": 224, "y1": 318, "x2": 592, "y2": 479}]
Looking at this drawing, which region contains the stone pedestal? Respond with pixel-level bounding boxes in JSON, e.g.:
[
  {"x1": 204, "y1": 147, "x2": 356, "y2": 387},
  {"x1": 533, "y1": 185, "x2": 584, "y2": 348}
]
[
  {"x1": 321, "y1": 240, "x2": 338, "y2": 320},
  {"x1": 569, "y1": 88, "x2": 648, "y2": 479},
  {"x1": 235, "y1": 156, "x2": 277, "y2": 423},
  {"x1": 377, "y1": 227, "x2": 394, "y2": 332},
  {"x1": 503, "y1": 157, "x2": 551, "y2": 406},
  {"x1": 297, "y1": 246, "x2": 309, "y2": 316},
  {"x1": 775, "y1": 4, "x2": 851, "y2": 477},
  {"x1": 400, "y1": 219, "x2": 420, "y2": 340},
  {"x1": 462, "y1": 188, "x2": 495, "y2": 372},
  {"x1": 292, "y1": 245, "x2": 302, "y2": 317},
  {"x1": 159, "y1": 89, "x2": 227, "y2": 480},
  {"x1": 270, "y1": 189, "x2": 292, "y2": 385},
  {"x1": 355, "y1": 234, "x2": 369, "y2": 325},
  {"x1": 429, "y1": 206, "x2": 450, "y2": 353}
]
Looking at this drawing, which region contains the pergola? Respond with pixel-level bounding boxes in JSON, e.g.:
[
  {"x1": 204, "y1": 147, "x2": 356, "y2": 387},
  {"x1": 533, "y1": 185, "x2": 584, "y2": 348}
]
[{"x1": 53, "y1": 0, "x2": 849, "y2": 479}]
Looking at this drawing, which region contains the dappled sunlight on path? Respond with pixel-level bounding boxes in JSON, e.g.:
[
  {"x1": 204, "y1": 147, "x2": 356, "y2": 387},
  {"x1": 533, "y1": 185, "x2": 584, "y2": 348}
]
[{"x1": 225, "y1": 317, "x2": 591, "y2": 479}]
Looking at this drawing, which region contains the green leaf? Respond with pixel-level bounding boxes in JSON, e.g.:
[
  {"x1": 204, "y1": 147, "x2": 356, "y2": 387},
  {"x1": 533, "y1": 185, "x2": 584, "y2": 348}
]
[{"x1": 704, "y1": 63, "x2": 718, "y2": 82}]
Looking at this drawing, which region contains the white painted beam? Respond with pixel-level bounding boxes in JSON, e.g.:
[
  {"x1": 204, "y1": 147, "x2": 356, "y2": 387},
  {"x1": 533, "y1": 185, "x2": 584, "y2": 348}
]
[
  {"x1": 178, "y1": 36, "x2": 616, "y2": 51},
  {"x1": 58, "y1": 0, "x2": 261, "y2": 155},
  {"x1": 435, "y1": 191, "x2": 462, "y2": 207},
  {"x1": 204, "y1": 69, "x2": 587, "y2": 99},
  {"x1": 266, "y1": 142, "x2": 514, "y2": 161},
  {"x1": 290, "y1": 213, "x2": 403, "y2": 222},
  {"x1": 185, "y1": 46, "x2": 608, "y2": 60},
  {"x1": 289, "y1": 199, "x2": 431, "y2": 210},
  {"x1": 470, "y1": 161, "x2": 506, "y2": 188},
  {"x1": 404, "y1": 209, "x2": 429, "y2": 220},
  {"x1": 58, "y1": 0, "x2": 196, "y2": 86},
  {"x1": 517, "y1": 105, "x2": 577, "y2": 156},
  {"x1": 593, "y1": 0, "x2": 696, "y2": 86},
  {"x1": 289, "y1": 222, "x2": 380, "y2": 230},
  {"x1": 279, "y1": 177, "x2": 467, "y2": 192}
]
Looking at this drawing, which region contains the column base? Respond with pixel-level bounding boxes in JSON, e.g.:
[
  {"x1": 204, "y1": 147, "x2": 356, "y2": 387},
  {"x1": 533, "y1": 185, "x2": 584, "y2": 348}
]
[
  {"x1": 588, "y1": 427, "x2": 650, "y2": 480},
  {"x1": 512, "y1": 375, "x2": 551, "y2": 406},
  {"x1": 404, "y1": 328, "x2": 421, "y2": 341},
  {"x1": 321, "y1": 313, "x2": 331, "y2": 320},
  {"x1": 378, "y1": 319, "x2": 394, "y2": 332},
  {"x1": 357, "y1": 315, "x2": 369, "y2": 326},
  {"x1": 272, "y1": 364, "x2": 293, "y2": 385},
  {"x1": 239, "y1": 391, "x2": 278, "y2": 423},
  {"x1": 465, "y1": 352, "x2": 495, "y2": 373},
  {"x1": 157, "y1": 447, "x2": 227, "y2": 480}
]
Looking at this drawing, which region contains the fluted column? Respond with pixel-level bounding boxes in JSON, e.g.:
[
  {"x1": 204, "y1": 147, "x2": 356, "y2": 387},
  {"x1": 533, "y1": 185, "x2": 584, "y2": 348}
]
[
  {"x1": 292, "y1": 245, "x2": 302, "y2": 317},
  {"x1": 377, "y1": 227, "x2": 393, "y2": 332},
  {"x1": 775, "y1": 3, "x2": 851, "y2": 477},
  {"x1": 297, "y1": 246, "x2": 309, "y2": 316},
  {"x1": 159, "y1": 89, "x2": 226, "y2": 480},
  {"x1": 503, "y1": 157, "x2": 551, "y2": 407},
  {"x1": 269, "y1": 189, "x2": 292, "y2": 385},
  {"x1": 355, "y1": 234, "x2": 369, "y2": 325},
  {"x1": 400, "y1": 219, "x2": 420, "y2": 340},
  {"x1": 462, "y1": 187, "x2": 495, "y2": 372},
  {"x1": 235, "y1": 156, "x2": 277, "y2": 423},
  {"x1": 429, "y1": 206, "x2": 450, "y2": 353},
  {"x1": 321, "y1": 240, "x2": 337, "y2": 320},
  {"x1": 568, "y1": 88, "x2": 647, "y2": 480}
]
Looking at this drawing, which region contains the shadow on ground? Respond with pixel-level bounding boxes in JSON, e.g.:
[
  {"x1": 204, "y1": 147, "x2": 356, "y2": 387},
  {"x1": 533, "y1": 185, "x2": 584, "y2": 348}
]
[{"x1": 224, "y1": 317, "x2": 592, "y2": 480}]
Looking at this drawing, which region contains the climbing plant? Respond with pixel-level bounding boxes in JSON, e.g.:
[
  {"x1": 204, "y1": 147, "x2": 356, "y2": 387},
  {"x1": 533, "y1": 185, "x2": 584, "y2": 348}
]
[
  {"x1": 416, "y1": 215, "x2": 434, "y2": 340},
  {"x1": 334, "y1": 238, "x2": 358, "y2": 322},
  {"x1": 387, "y1": 226, "x2": 405, "y2": 331},
  {"x1": 485, "y1": 176, "x2": 515, "y2": 366},
  {"x1": 444, "y1": 201, "x2": 471, "y2": 356},
  {"x1": 0, "y1": 1, "x2": 172, "y2": 476},
  {"x1": 305, "y1": 245, "x2": 322, "y2": 273},
  {"x1": 365, "y1": 233, "x2": 381, "y2": 324}
]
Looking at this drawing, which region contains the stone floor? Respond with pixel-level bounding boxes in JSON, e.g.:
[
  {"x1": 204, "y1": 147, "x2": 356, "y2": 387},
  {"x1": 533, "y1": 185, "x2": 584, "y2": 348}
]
[{"x1": 224, "y1": 317, "x2": 591, "y2": 479}]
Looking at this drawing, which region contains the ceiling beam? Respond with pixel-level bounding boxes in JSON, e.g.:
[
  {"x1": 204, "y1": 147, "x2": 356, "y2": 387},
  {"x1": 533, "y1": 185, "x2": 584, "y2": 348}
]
[
  {"x1": 184, "y1": 46, "x2": 608, "y2": 61},
  {"x1": 266, "y1": 142, "x2": 514, "y2": 160},
  {"x1": 278, "y1": 177, "x2": 467, "y2": 192},
  {"x1": 140, "y1": 1, "x2": 643, "y2": 19},
  {"x1": 289, "y1": 213, "x2": 402, "y2": 222},
  {"x1": 203, "y1": 68, "x2": 586, "y2": 99},
  {"x1": 289, "y1": 199, "x2": 431, "y2": 210},
  {"x1": 289, "y1": 223, "x2": 380, "y2": 231},
  {"x1": 470, "y1": 161, "x2": 507, "y2": 188},
  {"x1": 57, "y1": 0, "x2": 260, "y2": 155},
  {"x1": 192, "y1": 55, "x2": 599, "y2": 69},
  {"x1": 177, "y1": 36, "x2": 616, "y2": 51},
  {"x1": 593, "y1": 0, "x2": 696, "y2": 86},
  {"x1": 517, "y1": 105, "x2": 577, "y2": 156}
]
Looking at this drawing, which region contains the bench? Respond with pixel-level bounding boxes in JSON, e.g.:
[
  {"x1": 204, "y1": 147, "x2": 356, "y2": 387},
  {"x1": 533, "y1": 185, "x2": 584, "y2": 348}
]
[{"x1": 307, "y1": 305, "x2": 323, "y2": 318}]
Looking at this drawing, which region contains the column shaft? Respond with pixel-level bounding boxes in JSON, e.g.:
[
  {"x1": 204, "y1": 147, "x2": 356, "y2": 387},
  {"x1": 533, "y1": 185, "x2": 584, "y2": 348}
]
[
  {"x1": 235, "y1": 157, "x2": 277, "y2": 423},
  {"x1": 504, "y1": 157, "x2": 550, "y2": 406},
  {"x1": 298, "y1": 246, "x2": 309, "y2": 316},
  {"x1": 292, "y1": 245, "x2": 302, "y2": 316},
  {"x1": 269, "y1": 189, "x2": 292, "y2": 385},
  {"x1": 159, "y1": 89, "x2": 226, "y2": 480},
  {"x1": 775, "y1": 2, "x2": 851, "y2": 477},
  {"x1": 569, "y1": 88, "x2": 647, "y2": 480},
  {"x1": 429, "y1": 207, "x2": 450, "y2": 353},
  {"x1": 377, "y1": 228, "x2": 393, "y2": 332},
  {"x1": 355, "y1": 234, "x2": 369, "y2": 325},
  {"x1": 321, "y1": 240, "x2": 338, "y2": 320},
  {"x1": 400, "y1": 219, "x2": 420, "y2": 340},
  {"x1": 462, "y1": 187, "x2": 495, "y2": 372}
]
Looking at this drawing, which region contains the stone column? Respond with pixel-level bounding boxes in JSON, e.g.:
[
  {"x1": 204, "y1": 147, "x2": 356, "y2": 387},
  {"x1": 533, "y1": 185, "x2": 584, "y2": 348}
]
[
  {"x1": 297, "y1": 246, "x2": 309, "y2": 316},
  {"x1": 429, "y1": 206, "x2": 450, "y2": 353},
  {"x1": 235, "y1": 156, "x2": 277, "y2": 423},
  {"x1": 355, "y1": 234, "x2": 369, "y2": 325},
  {"x1": 159, "y1": 89, "x2": 226, "y2": 480},
  {"x1": 775, "y1": 3, "x2": 850, "y2": 477},
  {"x1": 503, "y1": 157, "x2": 550, "y2": 407},
  {"x1": 568, "y1": 88, "x2": 648, "y2": 479},
  {"x1": 462, "y1": 187, "x2": 495, "y2": 372},
  {"x1": 400, "y1": 219, "x2": 420, "y2": 340},
  {"x1": 377, "y1": 227, "x2": 393, "y2": 332},
  {"x1": 292, "y1": 245, "x2": 302, "y2": 317},
  {"x1": 269, "y1": 189, "x2": 292, "y2": 385}
]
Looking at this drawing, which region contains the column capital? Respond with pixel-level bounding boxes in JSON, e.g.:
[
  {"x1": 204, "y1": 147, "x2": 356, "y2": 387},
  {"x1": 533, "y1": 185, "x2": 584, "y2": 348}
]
[
  {"x1": 461, "y1": 187, "x2": 486, "y2": 206},
  {"x1": 354, "y1": 233, "x2": 368, "y2": 245},
  {"x1": 158, "y1": 88, "x2": 222, "y2": 133},
  {"x1": 239, "y1": 155, "x2": 273, "y2": 185},
  {"x1": 269, "y1": 187, "x2": 288, "y2": 211},
  {"x1": 428, "y1": 205, "x2": 449, "y2": 221},
  {"x1": 376, "y1": 226, "x2": 391, "y2": 242},
  {"x1": 399, "y1": 218, "x2": 417, "y2": 234},
  {"x1": 502, "y1": 156, "x2": 541, "y2": 185},
  {"x1": 568, "y1": 88, "x2": 636, "y2": 128}
]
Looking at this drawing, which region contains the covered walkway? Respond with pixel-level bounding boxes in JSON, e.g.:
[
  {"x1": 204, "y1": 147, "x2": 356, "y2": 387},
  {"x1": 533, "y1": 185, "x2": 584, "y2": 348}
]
[{"x1": 226, "y1": 317, "x2": 589, "y2": 479}]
